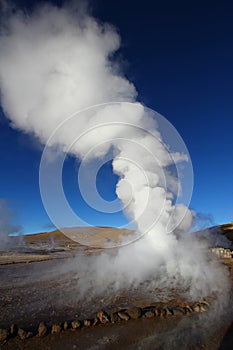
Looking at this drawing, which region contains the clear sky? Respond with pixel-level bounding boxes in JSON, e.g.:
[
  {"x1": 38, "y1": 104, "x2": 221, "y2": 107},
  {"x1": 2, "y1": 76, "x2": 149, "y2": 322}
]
[{"x1": 0, "y1": 0, "x2": 232, "y2": 234}]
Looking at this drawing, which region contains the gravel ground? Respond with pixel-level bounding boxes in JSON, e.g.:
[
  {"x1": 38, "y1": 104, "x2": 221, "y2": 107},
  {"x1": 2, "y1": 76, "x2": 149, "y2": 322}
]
[{"x1": 0, "y1": 235, "x2": 232, "y2": 350}]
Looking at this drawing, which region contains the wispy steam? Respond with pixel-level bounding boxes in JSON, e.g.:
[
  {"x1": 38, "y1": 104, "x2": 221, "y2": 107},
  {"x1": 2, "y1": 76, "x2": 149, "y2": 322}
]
[
  {"x1": 0, "y1": 2, "x2": 230, "y2": 301},
  {"x1": 193, "y1": 212, "x2": 216, "y2": 230},
  {"x1": 0, "y1": 199, "x2": 22, "y2": 248}
]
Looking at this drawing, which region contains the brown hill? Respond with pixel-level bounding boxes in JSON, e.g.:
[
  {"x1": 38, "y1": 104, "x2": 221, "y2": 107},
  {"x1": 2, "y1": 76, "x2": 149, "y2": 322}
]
[
  {"x1": 218, "y1": 222, "x2": 233, "y2": 242},
  {"x1": 202, "y1": 222, "x2": 233, "y2": 245},
  {"x1": 23, "y1": 222, "x2": 233, "y2": 249},
  {"x1": 24, "y1": 226, "x2": 134, "y2": 249}
]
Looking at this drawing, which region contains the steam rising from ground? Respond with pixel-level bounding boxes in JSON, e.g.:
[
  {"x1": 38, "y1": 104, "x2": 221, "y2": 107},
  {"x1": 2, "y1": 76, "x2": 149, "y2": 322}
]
[
  {"x1": 0, "y1": 199, "x2": 22, "y2": 248},
  {"x1": 0, "y1": 2, "x2": 230, "y2": 301}
]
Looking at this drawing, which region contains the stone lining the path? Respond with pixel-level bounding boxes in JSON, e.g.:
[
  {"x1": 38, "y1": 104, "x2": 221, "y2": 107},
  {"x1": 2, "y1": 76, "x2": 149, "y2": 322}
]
[{"x1": 0, "y1": 300, "x2": 209, "y2": 343}]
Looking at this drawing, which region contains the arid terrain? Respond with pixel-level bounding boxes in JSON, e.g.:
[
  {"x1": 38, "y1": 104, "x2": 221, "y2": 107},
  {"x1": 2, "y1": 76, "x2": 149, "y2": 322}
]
[{"x1": 0, "y1": 224, "x2": 233, "y2": 349}]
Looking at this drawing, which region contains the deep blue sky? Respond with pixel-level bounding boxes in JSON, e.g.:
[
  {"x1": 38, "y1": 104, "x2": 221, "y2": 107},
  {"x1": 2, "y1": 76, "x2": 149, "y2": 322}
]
[{"x1": 0, "y1": 0, "x2": 232, "y2": 233}]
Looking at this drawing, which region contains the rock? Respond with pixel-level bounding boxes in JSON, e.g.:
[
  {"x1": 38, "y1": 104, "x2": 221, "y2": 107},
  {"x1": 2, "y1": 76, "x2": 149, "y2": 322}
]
[
  {"x1": 161, "y1": 307, "x2": 173, "y2": 317},
  {"x1": 162, "y1": 308, "x2": 170, "y2": 317},
  {"x1": 200, "y1": 300, "x2": 209, "y2": 307},
  {"x1": 18, "y1": 328, "x2": 32, "y2": 340},
  {"x1": 172, "y1": 307, "x2": 185, "y2": 316},
  {"x1": 51, "y1": 324, "x2": 62, "y2": 334},
  {"x1": 183, "y1": 305, "x2": 193, "y2": 314},
  {"x1": 0, "y1": 328, "x2": 9, "y2": 342},
  {"x1": 199, "y1": 303, "x2": 208, "y2": 312},
  {"x1": 97, "y1": 310, "x2": 109, "y2": 324},
  {"x1": 10, "y1": 324, "x2": 17, "y2": 336},
  {"x1": 109, "y1": 312, "x2": 119, "y2": 323},
  {"x1": 156, "y1": 308, "x2": 166, "y2": 317},
  {"x1": 38, "y1": 322, "x2": 47, "y2": 337},
  {"x1": 153, "y1": 307, "x2": 164, "y2": 317},
  {"x1": 192, "y1": 304, "x2": 201, "y2": 312},
  {"x1": 164, "y1": 307, "x2": 173, "y2": 316},
  {"x1": 63, "y1": 321, "x2": 69, "y2": 330},
  {"x1": 143, "y1": 310, "x2": 154, "y2": 318},
  {"x1": 18, "y1": 328, "x2": 27, "y2": 340},
  {"x1": 83, "y1": 319, "x2": 92, "y2": 327},
  {"x1": 153, "y1": 307, "x2": 165, "y2": 317},
  {"x1": 192, "y1": 302, "x2": 208, "y2": 313},
  {"x1": 118, "y1": 311, "x2": 130, "y2": 321},
  {"x1": 71, "y1": 320, "x2": 81, "y2": 329},
  {"x1": 127, "y1": 307, "x2": 142, "y2": 319},
  {"x1": 93, "y1": 316, "x2": 99, "y2": 326}
]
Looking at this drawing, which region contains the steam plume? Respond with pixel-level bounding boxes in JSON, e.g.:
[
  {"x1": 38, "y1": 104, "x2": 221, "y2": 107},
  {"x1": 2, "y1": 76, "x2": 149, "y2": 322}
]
[
  {"x1": 0, "y1": 3, "x2": 230, "y2": 300},
  {"x1": 0, "y1": 199, "x2": 22, "y2": 248}
]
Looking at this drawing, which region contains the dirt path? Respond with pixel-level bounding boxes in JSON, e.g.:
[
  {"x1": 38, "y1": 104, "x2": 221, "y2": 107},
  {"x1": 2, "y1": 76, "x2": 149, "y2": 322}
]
[{"x1": 2, "y1": 314, "x2": 232, "y2": 350}]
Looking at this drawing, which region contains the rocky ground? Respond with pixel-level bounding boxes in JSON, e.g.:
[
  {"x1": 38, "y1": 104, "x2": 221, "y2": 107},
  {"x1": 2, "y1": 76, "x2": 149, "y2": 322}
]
[{"x1": 0, "y1": 226, "x2": 232, "y2": 349}]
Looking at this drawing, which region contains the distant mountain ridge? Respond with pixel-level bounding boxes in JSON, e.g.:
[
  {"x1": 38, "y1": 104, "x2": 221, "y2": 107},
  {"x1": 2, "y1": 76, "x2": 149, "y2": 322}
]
[
  {"x1": 24, "y1": 226, "x2": 134, "y2": 249},
  {"x1": 23, "y1": 223, "x2": 233, "y2": 247}
]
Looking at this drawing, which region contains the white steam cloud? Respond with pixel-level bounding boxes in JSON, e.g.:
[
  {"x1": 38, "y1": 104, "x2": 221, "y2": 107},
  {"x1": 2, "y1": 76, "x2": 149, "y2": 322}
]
[{"x1": 0, "y1": 3, "x2": 230, "y2": 300}]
